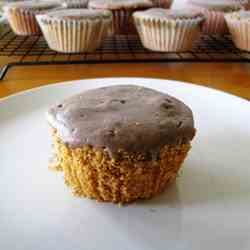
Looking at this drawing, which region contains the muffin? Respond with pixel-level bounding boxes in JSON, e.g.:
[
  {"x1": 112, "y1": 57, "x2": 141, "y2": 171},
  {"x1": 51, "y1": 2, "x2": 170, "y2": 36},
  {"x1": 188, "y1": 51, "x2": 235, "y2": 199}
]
[
  {"x1": 47, "y1": 85, "x2": 196, "y2": 204},
  {"x1": 151, "y1": 0, "x2": 173, "y2": 8},
  {"x1": 0, "y1": 16, "x2": 9, "y2": 36},
  {"x1": 133, "y1": 8, "x2": 204, "y2": 52},
  {"x1": 36, "y1": 9, "x2": 112, "y2": 53},
  {"x1": 61, "y1": 0, "x2": 89, "y2": 8},
  {"x1": 88, "y1": 0, "x2": 153, "y2": 34},
  {"x1": 187, "y1": 0, "x2": 243, "y2": 34},
  {"x1": 234, "y1": 0, "x2": 250, "y2": 10},
  {"x1": 225, "y1": 11, "x2": 250, "y2": 51},
  {"x1": 3, "y1": 0, "x2": 60, "y2": 35}
]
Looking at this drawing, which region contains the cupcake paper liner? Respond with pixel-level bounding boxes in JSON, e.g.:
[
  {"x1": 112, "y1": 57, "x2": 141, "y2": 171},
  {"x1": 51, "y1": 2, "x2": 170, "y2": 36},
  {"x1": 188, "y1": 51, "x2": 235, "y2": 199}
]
[
  {"x1": 112, "y1": 9, "x2": 136, "y2": 34},
  {"x1": 134, "y1": 17, "x2": 203, "y2": 52},
  {"x1": 225, "y1": 16, "x2": 250, "y2": 51},
  {"x1": 187, "y1": 2, "x2": 243, "y2": 34},
  {"x1": 89, "y1": 7, "x2": 150, "y2": 35},
  {"x1": 6, "y1": 9, "x2": 41, "y2": 35},
  {"x1": 151, "y1": 0, "x2": 173, "y2": 8},
  {"x1": 200, "y1": 9, "x2": 228, "y2": 34},
  {"x1": 36, "y1": 16, "x2": 111, "y2": 53}
]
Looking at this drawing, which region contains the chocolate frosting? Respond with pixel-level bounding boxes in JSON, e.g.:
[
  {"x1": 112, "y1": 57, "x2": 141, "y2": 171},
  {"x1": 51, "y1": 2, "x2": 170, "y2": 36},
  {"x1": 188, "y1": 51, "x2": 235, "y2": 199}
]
[
  {"x1": 188, "y1": 0, "x2": 242, "y2": 11},
  {"x1": 133, "y1": 8, "x2": 204, "y2": 20},
  {"x1": 3, "y1": 0, "x2": 60, "y2": 11},
  {"x1": 40, "y1": 8, "x2": 112, "y2": 20},
  {"x1": 47, "y1": 85, "x2": 195, "y2": 158},
  {"x1": 88, "y1": 0, "x2": 153, "y2": 10},
  {"x1": 62, "y1": 0, "x2": 89, "y2": 8}
]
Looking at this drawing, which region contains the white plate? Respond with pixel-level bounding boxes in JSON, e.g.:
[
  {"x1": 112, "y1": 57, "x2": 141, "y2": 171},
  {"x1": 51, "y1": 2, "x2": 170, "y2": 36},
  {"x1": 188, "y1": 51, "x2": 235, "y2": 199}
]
[{"x1": 1, "y1": 78, "x2": 250, "y2": 250}]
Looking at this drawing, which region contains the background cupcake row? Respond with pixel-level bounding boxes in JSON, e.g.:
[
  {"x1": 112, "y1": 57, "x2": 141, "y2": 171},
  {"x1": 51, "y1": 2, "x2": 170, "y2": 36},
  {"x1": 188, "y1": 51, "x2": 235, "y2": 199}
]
[
  {"x1": 2, "y1": 0, "x2": 250, "y2": 53},
  {"x1": 3, "y1": 0, "x2": 173, "y2": 36}
]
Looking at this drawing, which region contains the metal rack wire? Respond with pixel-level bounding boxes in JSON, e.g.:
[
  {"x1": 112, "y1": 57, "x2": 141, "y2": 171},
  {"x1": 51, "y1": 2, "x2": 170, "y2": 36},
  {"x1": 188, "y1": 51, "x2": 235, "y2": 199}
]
[{"x1": 0, "y1": 29, "x2": 250, "y2": 80}]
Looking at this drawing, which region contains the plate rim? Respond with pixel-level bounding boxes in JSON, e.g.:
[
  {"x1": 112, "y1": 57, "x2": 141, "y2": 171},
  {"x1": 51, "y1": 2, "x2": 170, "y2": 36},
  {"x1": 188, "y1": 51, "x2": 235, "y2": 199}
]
[{"x1": 0, "y1": 77, "x2": 249, "y2": 105}]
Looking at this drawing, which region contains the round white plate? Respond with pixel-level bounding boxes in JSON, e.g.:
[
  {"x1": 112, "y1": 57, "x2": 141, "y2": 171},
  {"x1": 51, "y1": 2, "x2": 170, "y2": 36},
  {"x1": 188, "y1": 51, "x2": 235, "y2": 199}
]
[{"x1": 1, "y1": 78, "x2": 250, "y2": 250}]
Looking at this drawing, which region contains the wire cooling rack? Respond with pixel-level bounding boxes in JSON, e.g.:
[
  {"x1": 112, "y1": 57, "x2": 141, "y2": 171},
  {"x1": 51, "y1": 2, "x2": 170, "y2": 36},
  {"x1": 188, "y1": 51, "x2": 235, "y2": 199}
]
[{"x1": 0, "y1": 29, "x2": 250, "y2": 80}]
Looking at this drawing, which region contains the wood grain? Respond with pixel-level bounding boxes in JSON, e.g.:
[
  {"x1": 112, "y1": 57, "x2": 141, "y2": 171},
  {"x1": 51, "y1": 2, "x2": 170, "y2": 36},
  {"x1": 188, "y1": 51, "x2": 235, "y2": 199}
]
[{"x1": 0, "y1": 56, "x2": 250, "y2": 100}]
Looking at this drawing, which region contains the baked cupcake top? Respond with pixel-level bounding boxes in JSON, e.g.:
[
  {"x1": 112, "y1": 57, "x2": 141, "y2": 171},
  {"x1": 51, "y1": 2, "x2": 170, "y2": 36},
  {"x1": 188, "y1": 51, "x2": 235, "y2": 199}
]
[
  {"x1": 62, "y1": 0, "x2": 89, "y2": 8},
  {"x1": 188, "y1": 0, "x2": 242, "y2": 11},
  {"x1": 133, "y1": 8, "x2": 204, "y2": 20},
  {"x1": 47, "y1": 85, "x2": 195, "y2": 158},
  {"x1": 37, "y1": 8, "x2": 112, "y2": 20},
  {"x1": 88, "y1": 0, "x2": 153, "y2": 10},
  {"x1": 225, "y1": 10, "x2": 250, "y2": 19},
  {"x1": 3, "y1": 0, "x2": 60, "y2": 12}
]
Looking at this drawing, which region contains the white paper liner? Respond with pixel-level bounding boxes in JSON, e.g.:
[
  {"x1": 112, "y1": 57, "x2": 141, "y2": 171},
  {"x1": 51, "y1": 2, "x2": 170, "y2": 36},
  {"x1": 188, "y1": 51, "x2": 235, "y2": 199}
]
[
  {"x1": 134, "y1": 17, "x2": 203, "y2": 52},
  {"x1": 225, "y1": 16, "x2": 250, "y2": 51},
  {"x1": 36, "y1": 16, "x2": 111, "y2": 53},
  {"x1": 6, "y1": 9, "x2": 41, "y2": 35}
]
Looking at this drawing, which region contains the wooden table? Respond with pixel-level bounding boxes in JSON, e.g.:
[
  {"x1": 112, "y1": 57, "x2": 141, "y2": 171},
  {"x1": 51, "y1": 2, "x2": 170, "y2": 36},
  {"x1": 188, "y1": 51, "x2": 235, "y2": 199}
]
[{"x1": 0, "y1": 59, "x2": 250, "y2": 100}]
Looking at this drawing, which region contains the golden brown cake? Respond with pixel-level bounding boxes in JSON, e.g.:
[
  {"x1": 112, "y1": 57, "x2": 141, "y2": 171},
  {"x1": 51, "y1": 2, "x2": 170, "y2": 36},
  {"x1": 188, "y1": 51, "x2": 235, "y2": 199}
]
[
  {"x1": 47, "y1": 85, "x2": 196, "y2": 204},
  {"x1": 3, "y1": 0, "x2": 60, "y2": 35}
]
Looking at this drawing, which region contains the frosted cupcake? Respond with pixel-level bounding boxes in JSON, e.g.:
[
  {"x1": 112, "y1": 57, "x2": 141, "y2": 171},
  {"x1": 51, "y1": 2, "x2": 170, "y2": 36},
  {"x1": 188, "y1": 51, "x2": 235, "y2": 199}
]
[
  {"x1": 225, "y1": 11, "x2": 250, "y2": 51},
  {"x1": 47, "y1": 85, "x2": 196, "y2": 204},
  {"x1": 3, "y1": 0, "x2": 60, "y2": 35},
  {"x1": 234, "y1": 0, "x2": 250, "y2": 10},
  {"x1": 133, "y1": 8, "x2": 204, "y2": 52},
  {"x1": 62, "y1": 0, "x2": 89, "y2": 8},
  {"x1": 151, "y1": 0, "x2": 173, "y2": 8},
  {"x1": 0, "y1": 16, "x2": 10, "y2": 36},
  {"x1": 88, "y1": 0, "x2": 153, "y2": 34},
  {"x1": 36, "y1": 9, "x2": 112, "y2": 53},
  {"x1": 187, "y1": 0, "x2": 242, "y2": 34}
]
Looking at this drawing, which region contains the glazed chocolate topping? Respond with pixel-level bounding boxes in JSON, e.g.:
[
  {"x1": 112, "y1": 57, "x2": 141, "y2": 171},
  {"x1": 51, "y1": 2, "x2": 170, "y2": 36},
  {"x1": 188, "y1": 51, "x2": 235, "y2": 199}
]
[
  {"x1": 3, "y1": 0, "x2": 60, "y2": 11},
  {"x1": 189, "y1": 0, "x2": 242, "y2": 11},
  {"x1": 88, "y1": 0, "x2": 153, "y2": 10},
  {"x1": 40, "y1": 8, "x2": 112, "y2": 20},
  {"x1": 47, "y1": 85, "x2": 195, "y2": 158},
  {"x1": 133, "y1": 8, "x2": 204, "y2": 20}
]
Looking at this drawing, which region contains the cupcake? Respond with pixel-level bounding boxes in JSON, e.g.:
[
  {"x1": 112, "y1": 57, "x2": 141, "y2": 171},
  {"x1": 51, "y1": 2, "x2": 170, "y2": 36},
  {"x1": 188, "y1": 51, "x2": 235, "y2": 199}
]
[
  {"x1": 47, "y1": 85, "x2": 196, "y2": 204},
  {"x1": 187, "y1": 0, "x2": 243, "y2": 34},
  {"x1": 234, "y1": 0, "x2": 250, "y2": 10},
  {"x1": 61, "y1": 0, "x2": 89, "y2": 8},
  {"x1": 0, "y1": 16, "x2": 10, "y2": 36},
  {"x1": 151, "y1": 0, "x2": 173, "y2": 8},
  {"x1": 36, "y1": 9, "x2": 112, "y2": 53},
  {"x1": 3, "y1": 0, "x2": 60, "y2": 35},
  {"x1": 133, "y1": 8, "x2": 204, "y2": 52},
  {"x1": 225, "y1": 11, "x2": 250, "y2": 51},
  {"x1": 88, "y1": 0, "x2": 153, "y2": 34}
]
